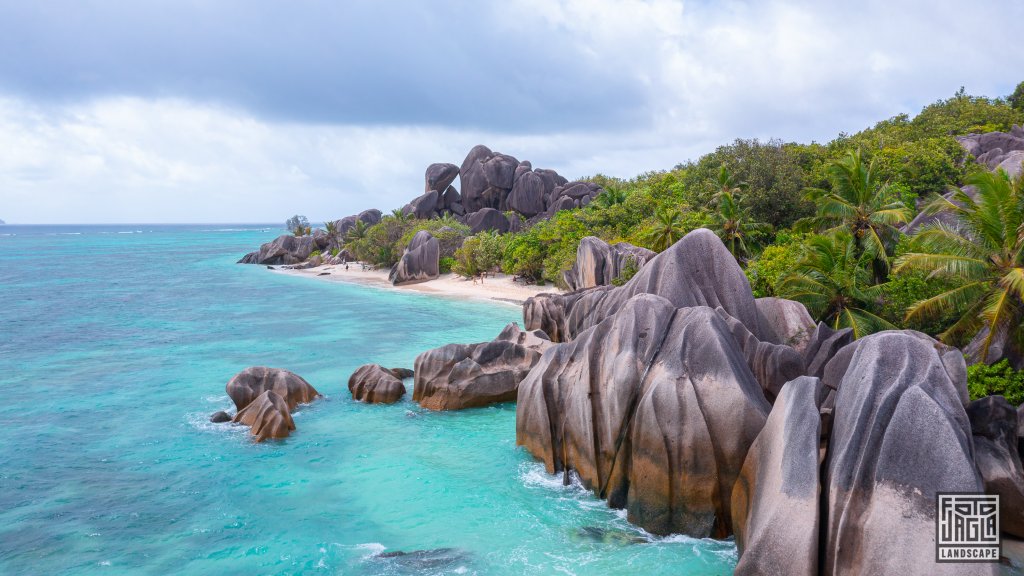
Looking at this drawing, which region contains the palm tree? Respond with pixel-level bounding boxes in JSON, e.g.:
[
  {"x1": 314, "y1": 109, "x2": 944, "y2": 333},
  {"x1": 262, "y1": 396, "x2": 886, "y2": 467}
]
[
  {"x1": 389, "y1": 208, "x2": 411, "y2": 223},
  {"x1": 894, "y1": 169, "x2": 1024, "y2": 362},
  {"x1": 780, "y1": 232, "x2": 893, "y2": 338},
  {"x1": 803, "y1": 149, "x2": 911, "y2": 268},
  {"x1": 593, "y1": 187, "x2": 627, "y2": 209},
  {"x1": 343, "y1": 220, "x2": 369, "y2": 245},
  {"x1": 709, "y1": 166, "x2": 771, "y2": 263},
  {"x1": 639, "y1": 207, "x2": 684, "y2": 252}
]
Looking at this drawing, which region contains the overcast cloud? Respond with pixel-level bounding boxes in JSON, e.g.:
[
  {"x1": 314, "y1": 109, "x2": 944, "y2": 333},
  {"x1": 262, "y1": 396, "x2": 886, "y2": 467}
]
[{"x1": 0, "y1": 0, "x2": 1021, "y2": 224}]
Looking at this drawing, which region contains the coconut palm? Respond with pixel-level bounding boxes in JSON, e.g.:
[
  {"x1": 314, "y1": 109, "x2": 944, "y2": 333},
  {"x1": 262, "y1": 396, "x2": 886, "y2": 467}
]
[
  {"x1": 803, "y1": 149, "x2": 911, "y2": 268},
  {"x1": 639, "y1": 207, "x2": 684, "y2": 252},
  {"x1": 389, "y1": 208, "x2": 411, "y2": 223},
  {"x1": 709, "y1": 166, "x2": 771, "y2": 263},
  {"x1": 894, "y1": 168, "x2": 1024, "y2": 362},
  {"x1": 593, "y1": 187, "x2": 627, "y2": 209},
  {"x1": 780, "y1": 232, "x2": 894, "y2": 338},
  {"x1": 343, "y1": 220, "x2": 369, "y2": 245}
]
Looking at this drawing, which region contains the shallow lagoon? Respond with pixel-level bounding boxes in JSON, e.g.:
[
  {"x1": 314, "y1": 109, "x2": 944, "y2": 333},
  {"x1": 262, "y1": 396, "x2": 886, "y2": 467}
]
[{"x1": 0, "y1": 225, "x2": 736, "y2": 575}]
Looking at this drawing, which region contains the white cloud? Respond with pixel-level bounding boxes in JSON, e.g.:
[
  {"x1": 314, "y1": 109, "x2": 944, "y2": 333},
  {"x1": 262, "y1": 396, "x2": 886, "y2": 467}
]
[{"x1": 1, "y1": 0, "x2": 1022, "y2": 223}]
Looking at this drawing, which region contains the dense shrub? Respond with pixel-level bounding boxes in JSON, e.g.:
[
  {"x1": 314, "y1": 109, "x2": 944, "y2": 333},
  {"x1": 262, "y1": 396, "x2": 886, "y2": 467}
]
[{"x1": 967, "y1": 360, "x2": 1024, "y2": 405}]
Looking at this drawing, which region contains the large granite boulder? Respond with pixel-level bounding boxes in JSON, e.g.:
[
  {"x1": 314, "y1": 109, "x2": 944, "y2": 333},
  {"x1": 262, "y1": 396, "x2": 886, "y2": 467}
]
[
  {"x1": 714, "y1": 308, "x2": 806, "y2": 403},
  {"x1": 238, "y1": 234, "x2": 316, "y2": 265},
  {"x1": 562, "y1": 236, "x2": 656, "y2": 291},
  {"x1": 425, "y1": 163, "x2": 459, "y2": 193},
  {"x1": 968, "y1": 395, "x2": 1024, "y2": 538},
  {"x1": 459, "y1": 145, "x2": 521, "y2": 213},
  {"x1": 523, "y1": 229, "x2": 764, "y2": 343},
  {"x1": 332, "y1": 208, "x2": 382, "y2": 236},
  {"x1": 517, "y1": 295, "x2": 771, "y2": 536},
  {"x1": 389, "y1": 231, "x2": 440, "y2": 286},
  {"x1": 802, "y1": 322, "x2": 854, "y2": 379},
  {"x1": 403, "y1": 190, "x2": 439, "y2": 220},
  {"x1": 233, "y1": 390, "x2": 295, "y2": 442},
  {"x1": 997, "y1": 150, "x2": 1024, "y2": 179},
  {"x1": 348, "y1": 364, "x2": 406, "y2": 404},
  {"x1": 822, "y1": 331, "x2": 988, "y2": 576},
  {"x1": 413, "y1": 323, "x2": 551, "y2": 410},
  {"x1": 466, "y1": 207, "x2": 510, "y2": 234},
  {"x1": 732, "y1": 376, "x2": 823, "y2": 576},
  {"x1": 754, "y1": 297, "x2": 816, "y2": 352},
  {"x1": 226, "y1": 366, "x2": 320, "y2": 412},
  {"x1": 508, "y1": 171, "x2": 548, "y2": 217}
]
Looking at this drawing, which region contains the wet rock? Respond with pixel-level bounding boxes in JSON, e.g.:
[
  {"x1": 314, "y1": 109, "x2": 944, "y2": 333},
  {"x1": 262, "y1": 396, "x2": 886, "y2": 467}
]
[
  {"x1": 517, "y1": 296, "x2": 770, "y2": 536},
  {"x1": 562, "y1": 236, "x2": 655, "y2": 291},
  {"x1": 389, "y1": 230, "x2": 440, "y2": 286},
  {"x1": 413, "y1": 323, "x2": 551, "y2": 410},
  {"x1": 226, "y1": 366, "x2": 320, "y2": 412},
  {"x1": 822, "y1": 331, "x2": 987, "y2": 576},
  {"x1": 390, "y1": 367, "x2": 414, "y2": 379},
  {"x1": 732, "y1": 376, "x2": 822, "y2": 576},
  {"x1": 209, "y1": 410, "x2": 232, "y2": 423},
  {"x1": 348, "y1": 364, "x2": 406, "y2": 404},
  {"x1": 232, "y1": 390, "x2": 295, "y2": 442},
  {"x1": 572, "y1": 526, "x2": 648, "y2": 545},
  {"x1": 968, "y1": 395, "x2": 1024, "y2": 538},
  {"x1": 424, "y1": 162, "x2": 459, "y2": 193}
]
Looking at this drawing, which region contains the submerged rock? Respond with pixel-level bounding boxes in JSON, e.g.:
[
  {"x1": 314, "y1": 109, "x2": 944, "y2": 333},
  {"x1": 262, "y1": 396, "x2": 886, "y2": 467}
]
[
  {"x1": 209, "y1": 410, "x2": 232, "y2": 423},
  {"x1": 390, "y1": 367, "x2": 414, "y2": 379},
  {"x1": 413, "y1": 323, "x2": 551, "y2": 410},
  {"x1": 348, "y1": 364, "x2": 406, "y2": 404},
  {"x1": 517, "y1": 295, "x2": 770, "y2": 536},
  {"x1": 373, "y1": 547, "x2": 472, "y2": 572},
  {"x1": 389, "y1": 230, "x2": 440, "y2": 286},
  {"x1": 232, "y1": 390, "x2": 295, "y2": 442},
  {"x1": 226, "y1": 366, "x2": 321, "y2": 412}
]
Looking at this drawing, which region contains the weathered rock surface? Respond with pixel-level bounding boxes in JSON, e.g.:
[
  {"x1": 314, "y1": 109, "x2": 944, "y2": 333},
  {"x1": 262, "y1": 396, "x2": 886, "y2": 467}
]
[
  {"x1": 390, "y1": 367, "x2": 414, "y2": 379},
  {"x1": 802, "y1": 322, "x2": 854, "y2": 379},
  {"x1": 413, "y1": 323, "x2": 551, "y2": 410},
  {"x1": 389, "y1": 230, "x2": 440, "y2": 286},
  {"x1": 562, "y1": 236, "x2": 656, "y2": 291},
  {"x1": 523, "y1": 229, "x2": 764, "y2": 343},
  {"x1": 732, "y1": 376, "x2": 822, "y2": 576},
  {"x1": 424, "y1": 162, "x2": 459, "y2": 194},
  {"x1": 348, "y1": 364, "x2": 406, "y2": 404},
  {"x1": 466, "y1": 207, "x2": 510, "y2": 234},
  {"x1": 517, "y1": 295, "x2": 771, "y2": 536},
  {"x1": 225, "y1": 366, "x2": 321, "y2": 412},
  {"x1": 232, "y1": 390, "x2": 295, "y2": 442},
  {"x1": 823, "y1": 331, "x2": 988, "y2": 576},
  {"x1": 754, "y1": 297, "x2": 816, "y2": 352},
  {"x1": 402, "y1": 190, "x2": 439, "y2": 220},
  {"x1": 714, "y1": 307, "x2": 806, "y2": 403},
  {"x1": 238, "y1": 234, "x2": 315, "y2": 265},
  {"x1": 968, "y1": 395, "x2": 1024, "y2": 538}
]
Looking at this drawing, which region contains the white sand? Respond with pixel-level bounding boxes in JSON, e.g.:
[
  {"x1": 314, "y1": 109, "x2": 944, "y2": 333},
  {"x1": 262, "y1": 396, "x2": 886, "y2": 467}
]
[{"x1": 269, "y1": 263, "x2": 561, "y2": 307}]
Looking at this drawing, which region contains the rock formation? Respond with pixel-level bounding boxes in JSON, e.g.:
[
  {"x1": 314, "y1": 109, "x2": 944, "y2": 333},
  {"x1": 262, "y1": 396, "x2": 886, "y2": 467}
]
[
  {"x1": 753, "y1": 297, "x2": 816, "y2": 352},
  {"x1": 968, "y1": 395, "x2": 1024, "y2": 538},
  {"x1": 562, "y1": 236, "x2": 656, "y2": 291},
  {"x1": 958, "y1": 127, "x2": 1024, "y2": 177},
  {"x1": 232, "y1": 390, "x2": 295, "y2": 442},
  {"x1": 517, "y1": 296, "x2": 771, "y2": 536},
  {"x1": 389, "y1": 230, "x2": 440, "y2": 285},
  {"x1": 348, "y1": 364, "x2": 407, "y2": 404},
  {"x1": 424, "y1": 163, "x2": 459, "y2": 194},
  {"x1": 225, "y1": 366, "x2": 321, "y2": 412},
  {"x1": 413, "y1": 323, "x2": 551, "y2": 410},
  {"x1": 238, "y1": 234, "x2": 316, "y2": 265}
]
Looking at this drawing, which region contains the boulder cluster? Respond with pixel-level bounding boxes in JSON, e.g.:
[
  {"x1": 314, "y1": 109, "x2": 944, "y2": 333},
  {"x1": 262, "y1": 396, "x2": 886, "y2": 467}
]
[
  {"x1": 348, "y1": 364, "x2": 410, "y2": 404},
  {"x1": 562, "y1": 236, "x2": 655, "y2": 291},
  {"x1": 958, "y1": 125, "x2": 1024, "y2": 179},
  {"x1": 209, "y1": 366, "x2": 321, "y2": 441}
]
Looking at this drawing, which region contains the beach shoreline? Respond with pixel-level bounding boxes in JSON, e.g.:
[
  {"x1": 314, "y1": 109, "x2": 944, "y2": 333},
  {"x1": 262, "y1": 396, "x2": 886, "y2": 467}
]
[{"x1": 269, "y1": 263, "x2": 561, "y2": 307}]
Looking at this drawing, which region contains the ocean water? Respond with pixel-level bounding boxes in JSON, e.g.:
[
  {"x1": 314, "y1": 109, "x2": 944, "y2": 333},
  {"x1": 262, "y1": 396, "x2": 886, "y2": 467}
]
[{"x1": 0, "y1": 225, "x2": 737, "y2": 575}]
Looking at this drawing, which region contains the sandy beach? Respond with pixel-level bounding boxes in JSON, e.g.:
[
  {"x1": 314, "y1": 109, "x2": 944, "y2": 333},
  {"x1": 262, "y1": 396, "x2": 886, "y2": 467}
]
[{"x1": 270, "y1": 263, "x2": 561, "y2": 307}]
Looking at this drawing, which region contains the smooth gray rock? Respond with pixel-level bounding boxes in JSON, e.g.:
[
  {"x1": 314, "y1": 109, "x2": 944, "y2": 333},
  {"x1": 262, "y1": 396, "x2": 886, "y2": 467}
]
[
  {"x1": 424, "y1": 162, "x2": 459, "y2": 193},
  {"x1": 348, "y1": 364, "x2": 406, "y2": 404},
  {"x1": 517, "y1": 296, "x2": 770, "y2": 536},
  {"x1": 413, "y1": 323, "x2": 551, "y2": 410},
  {"x1": 403, "y1": 190, "x2": 439, "y2": 220},
  {"x1": 823, "y1": 331, "x2": 989, "y2": 576},
  {"x1": 754, "y1": 297, "x2": 816, "y2": 352},
  {"x1": 732, "y1": 376, "x2": 822, "y2": 576},
  {"x1": 226, "y1": 366, "x2": 321, "y2": 412},
  {"x1": 508, "y1": 171, "x2": 548, "y2": 217},
  {"x1": 715, "y1": 308, "x2": 806, "y2": 403},
  {"x1": 997, "y1": 150, "x2": 1024, "y2": 179},
  {"x1": 968, "y1": 395, "x2": 1024, "y2": 538},
  {"x1": 562, "y1": 236, "x2": 655, "y2": 291},
  {"x1": 389, "y1": 230, "x2": 440, "y2": 286},
  {"x1": 802, "y1": 322, "x2": 854, "y2": 379},
  {"x1": 466, "y1": 208, "x2": 510, "y2": 234},
  {"x1": 441, "y1": 186, "x2": 461, "y2": 211}
]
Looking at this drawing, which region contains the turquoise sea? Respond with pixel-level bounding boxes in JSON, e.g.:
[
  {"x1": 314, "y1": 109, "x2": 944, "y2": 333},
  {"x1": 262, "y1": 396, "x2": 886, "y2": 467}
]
[{"x1": 0, "y1": 225, "x2": 737, "y2": 575}]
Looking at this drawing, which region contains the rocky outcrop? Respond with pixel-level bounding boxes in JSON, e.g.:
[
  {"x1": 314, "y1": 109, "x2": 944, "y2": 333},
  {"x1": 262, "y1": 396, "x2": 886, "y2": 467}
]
[
  {"x1": 424, "y1": 163, "x2": 459, "y2": 194},
  {"x1": 232, "y1": 390, "x2": 295, "y2": 442},
  {"x1": 389, "y1": 230, "x2": 440, "y2": 286},
  {"x1": 523, "y1": 229, "x2": 764, "y2": 343},
  {"x1": 333, "y1": 209, "x2": 382, "y2": 235},
  {"x1": 238, "y1": 234, "x2": 316, "y2": 265},
  {"x1": 402, "y1": 190, "x2": 439, "y2": 220},
  {"x1": 958, "y1": 128, "x2": 1024, "y2": 173},
  {"x1": 562, "y1": 236, "x2": 655, "y2": 291},
  {"x1": 390, "y1": 367, "x2": 414, "y2": 379},
  {"x1": 802, "y1": 322, "x2": 854, "y2": 379},
  {"x1": 466, "y1": 207, "x2": 510, "y2": 234},
  {"x1": 413, "y1": 323, "x2": 551, "y2": 410},
  {"x1": 348, "y1": 364, "x2": 406, "y2": 404},
  {"x1": 225, "y1": 366, "x2": 321, "y2": 412},
  {"x1": 754, "y1": 297, "x2": 816, "y2": 352},
  {"x1": 517, "y1": 295, "x2": 771, "y2": 536},
  {"x1": 714, "y1": 307, "x2": 806, "y2": 403},
  {"x1": 732, "y1": 376, "x2": 822, "y2": 576},
  {"x1": 822, "y1": 331, "x2": 986, "y2": 576},
  {"x1": 968, "y1": 395, "x2": 1024, "y2": 538}
]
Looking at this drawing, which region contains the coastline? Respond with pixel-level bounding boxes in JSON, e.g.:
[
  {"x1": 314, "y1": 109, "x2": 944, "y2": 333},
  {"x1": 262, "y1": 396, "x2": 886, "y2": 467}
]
[{"x1": 269, "y1": 263, "x2": 561, "y2": 307}]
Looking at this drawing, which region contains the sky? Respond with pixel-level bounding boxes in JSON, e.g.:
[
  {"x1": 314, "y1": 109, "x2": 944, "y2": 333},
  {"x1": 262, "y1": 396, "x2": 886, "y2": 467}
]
[{"x1": 0, "y1": 0, "x2": 1022, "y2": 224}]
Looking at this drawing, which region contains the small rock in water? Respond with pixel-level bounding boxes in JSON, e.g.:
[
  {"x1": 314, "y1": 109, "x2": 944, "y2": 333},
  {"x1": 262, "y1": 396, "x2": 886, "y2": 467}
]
[
  {"x1": 390, "y1": 367, "x2": 414, "y2": 379},
  {"x1": 209, "y1": 410, "x2": 232, "y2": 423},
  {"x1": 374, "y1": 547, "x2": 470, "y2": 571},
  {"x1": 573, "y1": 526, "x2": 648, "y2": 545},
  {"x1": 317, "y1": 272, "x2": 330, "y2": 276},
  {"x1": 266, "y1": 265, "x2": 275, "y2": 269}
]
